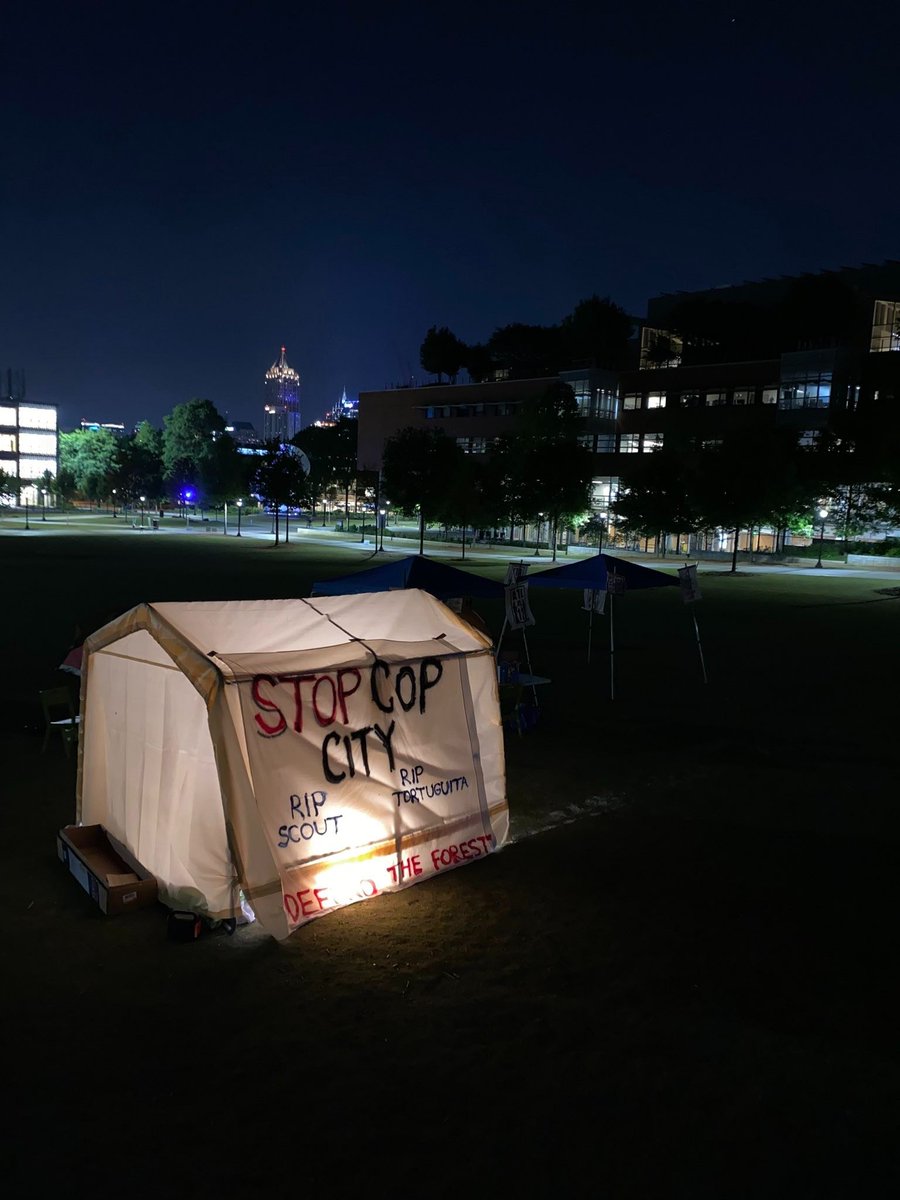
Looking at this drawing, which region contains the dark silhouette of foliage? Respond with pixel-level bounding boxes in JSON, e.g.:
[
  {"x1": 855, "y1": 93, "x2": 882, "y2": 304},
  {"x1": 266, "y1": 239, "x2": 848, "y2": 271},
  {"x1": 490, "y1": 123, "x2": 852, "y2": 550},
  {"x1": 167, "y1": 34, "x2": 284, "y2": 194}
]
[
  {"x1": 486, "y1": 322, "x2": 562, "y2": 378},
  {"x1": 464, "y1": 342, "x2": 494, "y2": 383},
  {"x1": 560, "y1": 295, "x2": 634, "y2": 369},
  {"x1": 420, "y1": 326, "x2": 467, "y2": 382},
  {"x1": 381, "y1": 426, "x2": 463, "y2": 553}
]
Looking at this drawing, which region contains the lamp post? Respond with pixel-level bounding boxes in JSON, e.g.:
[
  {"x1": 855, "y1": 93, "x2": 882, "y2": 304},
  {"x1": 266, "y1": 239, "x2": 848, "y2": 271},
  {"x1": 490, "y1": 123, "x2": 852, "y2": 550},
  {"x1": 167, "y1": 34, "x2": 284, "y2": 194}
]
[
  {"x1": 140, "y1": 495, "x2": 146, "y2": 529},
  {"x1": 24, "y1": 495, "x2": 29, "y2": 530},
  {"x1": 236, "y1": 498, "x2": 243, "y2": 537},
  {"x1": 378, "y1": 508, "x2": 386, "y2": 551},
  {"x1": 535, "y1": 512, "x2": 544, "y2": 556},
  {"x1": 815, "y1": 506, "x2": 829, "y2": 569},
  {"x1": 224, "y1": 500, "x2": 228, "y2": 535},
  {"x1": 112, "y1": 488, "x2": 117, "y2": 518},
  {"x1": 41, "y1": 488, "x2": 48, "y2": 521}
]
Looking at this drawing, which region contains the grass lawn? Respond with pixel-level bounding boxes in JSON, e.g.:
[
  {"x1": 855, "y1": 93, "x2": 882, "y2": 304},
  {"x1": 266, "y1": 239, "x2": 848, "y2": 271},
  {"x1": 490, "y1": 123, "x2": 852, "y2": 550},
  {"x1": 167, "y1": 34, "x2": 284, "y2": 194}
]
[{"x1": 3, "y1": 517, "x2": 900, "y2": 1195}]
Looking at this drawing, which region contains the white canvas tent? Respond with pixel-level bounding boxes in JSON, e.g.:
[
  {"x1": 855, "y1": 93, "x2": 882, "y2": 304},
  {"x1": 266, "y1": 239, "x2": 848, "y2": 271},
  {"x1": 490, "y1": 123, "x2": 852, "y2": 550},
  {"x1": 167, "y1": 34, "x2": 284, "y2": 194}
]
[{"x1": 76, "y1": 592, "x2": 508, "y2": 939}]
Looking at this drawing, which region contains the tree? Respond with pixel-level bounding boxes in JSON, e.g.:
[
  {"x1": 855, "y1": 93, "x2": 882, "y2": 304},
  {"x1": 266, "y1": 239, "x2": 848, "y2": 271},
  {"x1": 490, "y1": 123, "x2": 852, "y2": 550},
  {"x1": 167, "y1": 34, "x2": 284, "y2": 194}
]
[
  {"x1": 695, "y1": 430, "x2": 810, "y2": 571},
  {"x1": 294, "y1": 418, "x2": 358, "y2": 520},
  {"x1": 486, "y1": 323, "x2": 562, "y2": 378},
  {"x1": 420, "y1": 326, "x2": 467, "y2": 383},
  {"x1": 0, "y1": 467, "x2": 17, "y2": 503},
  {"x1": 114, "y1": 422, "x2": 165, "y2": 503},
  {"x1": 560, "y1": 295, "x2": 633, "y2": 369},
  {"x1": 253, "y1": 442, "x2": 309, "y2": 545},
  {"x1": 201, "y1": 433, "x2": 251, "y2": 509},
  {"x1": 381, "y1": 426, "x2": 463, "y2": 554},
  {"x1": 613, "y1": 446, "x2": 703, "y2": 553},
  {"x1": 488, "y1": 382, "x2": 593, "y2": 559},
  {"x1": 162, "y1": 399, "x2": 226, "y2": 497},
  {"x1": 58, "y1": 428, "x2": 121, "y2": 502},
  {"x1": 464, "y1": 342, "x2": 494, "y2": 383}
]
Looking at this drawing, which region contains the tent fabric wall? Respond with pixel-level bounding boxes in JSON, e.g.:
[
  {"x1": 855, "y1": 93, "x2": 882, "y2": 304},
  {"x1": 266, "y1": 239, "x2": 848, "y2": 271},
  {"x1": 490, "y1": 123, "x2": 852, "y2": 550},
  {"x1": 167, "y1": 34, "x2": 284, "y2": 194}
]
[
  {"x1": 81, "y1": 644, "x2": 236, "y2": 915},
  {"x1": 77, "y1": 592, "x2": 508, "y2": 939}
]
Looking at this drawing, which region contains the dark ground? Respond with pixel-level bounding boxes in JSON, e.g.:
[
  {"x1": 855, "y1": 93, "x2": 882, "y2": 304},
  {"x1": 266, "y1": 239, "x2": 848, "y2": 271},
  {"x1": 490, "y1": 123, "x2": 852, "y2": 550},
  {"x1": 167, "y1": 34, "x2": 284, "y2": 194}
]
[{"x1": 3, "y1": 525, "x2": 900, "y2": 1197}]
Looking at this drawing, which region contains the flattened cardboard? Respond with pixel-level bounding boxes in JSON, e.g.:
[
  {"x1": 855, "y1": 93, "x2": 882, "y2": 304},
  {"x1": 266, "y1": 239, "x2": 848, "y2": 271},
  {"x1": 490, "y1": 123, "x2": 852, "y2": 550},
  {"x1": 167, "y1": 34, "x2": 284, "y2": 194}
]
[{"x1": 57, "y1": 824, "x2": 158, "y2": 915}]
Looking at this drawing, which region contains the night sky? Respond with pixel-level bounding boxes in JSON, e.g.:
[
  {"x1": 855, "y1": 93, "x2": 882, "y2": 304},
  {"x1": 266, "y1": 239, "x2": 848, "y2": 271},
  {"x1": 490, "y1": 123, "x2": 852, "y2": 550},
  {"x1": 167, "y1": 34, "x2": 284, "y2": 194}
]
[{"x1": 2, "y1": 1, "x2": 898, "y2": 432}]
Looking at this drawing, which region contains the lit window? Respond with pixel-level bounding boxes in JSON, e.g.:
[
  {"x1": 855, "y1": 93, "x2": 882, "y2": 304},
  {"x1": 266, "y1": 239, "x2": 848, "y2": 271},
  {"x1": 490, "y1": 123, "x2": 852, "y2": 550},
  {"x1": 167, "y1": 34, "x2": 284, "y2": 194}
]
[
  {"x1": 597, "y1": 390, "x2": 618, "y2": 418},
  {"x1": 18, "y1": 431, "x2": 56, "y2": 455},
  {"x1": 623, "y1": 394, "x2": 642, "y2": 410},
  {"x1": 642, "y1": 432, "x2": 664, "y2": 452},
  {"x1": 0, "y1": 433, "x2": 16, "y2": 452},
  {"x1": 705, "y1": 392, "x2": 726, "y2": 406},
  {"x1": 455, "y1": 436, "x2": 488, "y2": 454},
  {"x1": 646, "y1": 393, "x2": 666, "y2": 409},
  {"x1": 18, "y1": 457, "x2": 56, "y2": 479},
  {"x1": 733, "y1": 389, "x2": 754, "y2": 405},
  {"x1": 571, "y1": 379, "x2": 593, "y2": 416},
  {"x1": 578, "y1": 434, "x2": 596, "y2": 450},
  {"x1": 779, "y1": 374, "x2": 831, "y2": 409},
  {"x1": 0, "y1": 406, "x2": 16, "y2": 426},
  {"x1": 596, "y1": 434, "x2": 616, "y2": 452},
  {"x1": 680, "y1": 392, "x2": 699, "y2": 408},
  {"x1": 761, "y1": 387, "x2": 778, "y2": 405},
  {"x1": 798, "y1": 429, "x2": 821, "y2": 447},
  {"x1": 18, "y1": 405, "x2": 56, "y2": 431},
  {"x1": 701, "y1": 439, "x2": 723, "y2": 450},
  {"x1": 870, "y1": 299, "x2": 900, "y2": 352},
  {"x1": 619, "y1": 434, "x2": 640, "y2": 453}
]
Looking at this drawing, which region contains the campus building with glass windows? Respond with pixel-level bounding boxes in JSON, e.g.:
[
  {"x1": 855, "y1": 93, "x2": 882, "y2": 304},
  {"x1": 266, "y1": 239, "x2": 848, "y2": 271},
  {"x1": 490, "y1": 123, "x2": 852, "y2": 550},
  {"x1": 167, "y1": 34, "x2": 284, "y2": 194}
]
[
  {"x1": 0, "y1": 371, "x2": 58, "y2": 503},
  {"x1": 358, "y1": 262, "x2": 900, "y2": 548}
]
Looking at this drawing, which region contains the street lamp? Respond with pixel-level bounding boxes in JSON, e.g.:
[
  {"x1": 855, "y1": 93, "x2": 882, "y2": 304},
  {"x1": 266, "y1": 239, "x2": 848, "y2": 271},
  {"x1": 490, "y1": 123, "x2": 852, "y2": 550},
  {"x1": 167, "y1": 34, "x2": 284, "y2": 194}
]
[
  {"x1": 378, "y1": 508, "x2": 386, "y2": 551},
  {"x1": 41, "y1": 488, "x2": 48, "y2": 521},
  {"x1": 112, "y1": 488, "x2": 118, "y2": 518},
  {"x1": 815, "y1": 506, "x2": 829, "y2": 569},
  {"x1": 236, "y1": 498, "x2": 243, "y2": 537},
  {"x1": 535, "y1": 512, "x2": 544, "y2": 556},
  {"x1": 140, "y1": 495, "x2": 146, "y2": 529}
]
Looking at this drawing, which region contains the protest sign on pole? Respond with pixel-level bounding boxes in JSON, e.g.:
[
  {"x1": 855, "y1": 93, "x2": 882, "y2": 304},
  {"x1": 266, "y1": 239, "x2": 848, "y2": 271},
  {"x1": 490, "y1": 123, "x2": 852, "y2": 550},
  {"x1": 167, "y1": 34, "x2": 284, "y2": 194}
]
[
  {"x1": 677, "y1": 563, "x2": 708, "y2": 683},
  {"x1": 582, "y1": 588, "x2": 606, "y2": 663}
]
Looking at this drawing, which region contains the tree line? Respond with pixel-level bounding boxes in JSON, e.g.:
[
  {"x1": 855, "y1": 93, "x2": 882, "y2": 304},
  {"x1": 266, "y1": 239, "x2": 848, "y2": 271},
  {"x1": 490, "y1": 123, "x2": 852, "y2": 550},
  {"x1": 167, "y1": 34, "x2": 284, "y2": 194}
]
[
  {"x1": 611, "y1": 418, "x2": 900, "y2": 569},
  {"x1": 419, "y1": 295, "x2": 634, "y2": 383},
  {"x1": 0, "y1": 398, "x2": 361, "y2": 546},
  {"x1": 380, "y1": 381, "x2": 595, "y2": 557}
]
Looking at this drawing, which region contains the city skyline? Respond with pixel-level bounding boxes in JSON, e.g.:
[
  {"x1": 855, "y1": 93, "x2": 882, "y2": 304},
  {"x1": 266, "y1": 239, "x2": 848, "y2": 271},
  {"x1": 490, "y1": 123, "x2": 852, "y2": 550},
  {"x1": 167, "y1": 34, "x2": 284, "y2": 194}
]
[{"x1": 2, "y1": 3, "x2": 899, "y2": 432}]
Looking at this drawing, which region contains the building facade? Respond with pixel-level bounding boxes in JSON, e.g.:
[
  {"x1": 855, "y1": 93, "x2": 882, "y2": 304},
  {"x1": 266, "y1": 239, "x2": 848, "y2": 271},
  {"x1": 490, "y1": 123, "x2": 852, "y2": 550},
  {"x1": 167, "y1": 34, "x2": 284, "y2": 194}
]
[
  {"x1": 263, "y1": 346, "x2": 301, "y2": 443},
  {"x1": 358, "y1": 262, "x2": 900, "y2": 547},
  {"x1": 0, "y1": 371, "x2": 58, "y2": 503}
]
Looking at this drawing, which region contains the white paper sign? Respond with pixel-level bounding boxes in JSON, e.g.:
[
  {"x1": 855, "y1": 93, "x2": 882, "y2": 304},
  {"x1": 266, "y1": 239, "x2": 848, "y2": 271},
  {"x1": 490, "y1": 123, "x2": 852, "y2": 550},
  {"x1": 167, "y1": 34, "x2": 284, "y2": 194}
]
[
  {"x1": 582, "y1": 588, "x2": 606, "y2": 614},
  {"x1": 678, "y1": 563, "x2": 702, "y2": 604}
]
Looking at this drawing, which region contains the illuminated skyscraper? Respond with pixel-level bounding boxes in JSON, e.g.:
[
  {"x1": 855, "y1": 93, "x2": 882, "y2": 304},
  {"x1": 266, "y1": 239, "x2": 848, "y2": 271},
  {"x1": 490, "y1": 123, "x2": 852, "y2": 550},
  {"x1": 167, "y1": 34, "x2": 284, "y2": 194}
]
[
  {"x1": 263, "y1": 346, "x2": 301, "y2": 442},
  {"x1": 331, "y1": 387, "x2": 358, "y2": 421}
]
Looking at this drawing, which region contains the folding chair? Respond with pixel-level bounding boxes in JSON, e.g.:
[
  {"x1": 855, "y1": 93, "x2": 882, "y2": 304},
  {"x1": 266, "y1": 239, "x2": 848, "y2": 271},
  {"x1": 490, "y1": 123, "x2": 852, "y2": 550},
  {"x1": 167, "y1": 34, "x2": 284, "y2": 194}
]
[{"x1": 40, "y1": 686, "x2": 81, "y2": 757}]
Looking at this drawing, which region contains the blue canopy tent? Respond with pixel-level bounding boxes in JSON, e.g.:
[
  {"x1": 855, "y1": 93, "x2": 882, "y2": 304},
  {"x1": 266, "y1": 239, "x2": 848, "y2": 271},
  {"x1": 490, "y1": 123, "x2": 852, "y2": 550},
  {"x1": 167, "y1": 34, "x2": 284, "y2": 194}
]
[
  {"x1": 527, "y1": 553, "x2": 688, "y2": 698},
  {"x1": 311, "y1": 554, "x2": 505, "y2": 601},
  {"x1": 526, "y1": 552, "x2": 678, "y2": 593}
]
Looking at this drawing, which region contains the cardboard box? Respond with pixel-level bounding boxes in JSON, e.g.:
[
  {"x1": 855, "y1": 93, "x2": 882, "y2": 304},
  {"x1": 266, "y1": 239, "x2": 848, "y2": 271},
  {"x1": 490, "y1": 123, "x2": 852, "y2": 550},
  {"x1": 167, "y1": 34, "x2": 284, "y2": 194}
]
[{"x1": 57, "y1": 824, "x2": 158, "y2": 915}]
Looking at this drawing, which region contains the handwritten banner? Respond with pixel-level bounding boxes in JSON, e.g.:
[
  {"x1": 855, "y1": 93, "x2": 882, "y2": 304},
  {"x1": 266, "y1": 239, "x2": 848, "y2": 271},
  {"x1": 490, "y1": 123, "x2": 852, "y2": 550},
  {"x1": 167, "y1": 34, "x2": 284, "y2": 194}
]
[{"x1": 230, "y1": 650, "x2": 504, "y2": 930}]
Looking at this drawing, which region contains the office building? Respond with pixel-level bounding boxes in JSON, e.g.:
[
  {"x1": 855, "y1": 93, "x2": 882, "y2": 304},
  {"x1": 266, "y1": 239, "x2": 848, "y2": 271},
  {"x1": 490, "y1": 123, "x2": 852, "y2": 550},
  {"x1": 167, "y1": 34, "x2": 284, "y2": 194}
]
[
  {"x1": 358, "y1": 261, "x2": 900, "y2": 547},
  {"x1": 0, "y1": 370, "x2": 58, "y2": 503},
  {"x1": 263, "y1": 346, "x2": 301, "y2": 442}
]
